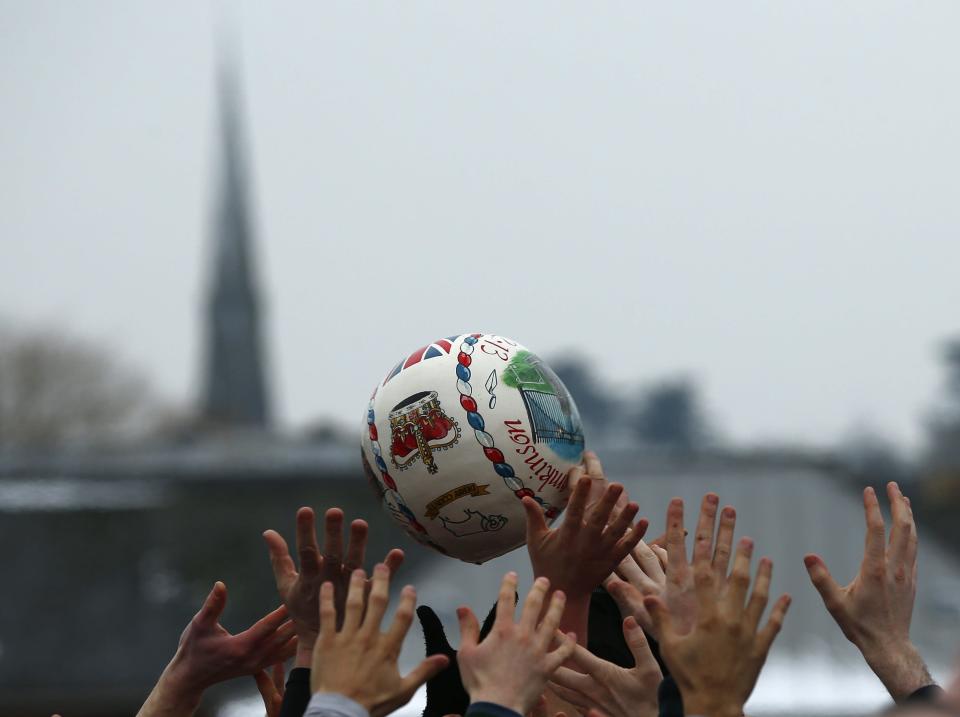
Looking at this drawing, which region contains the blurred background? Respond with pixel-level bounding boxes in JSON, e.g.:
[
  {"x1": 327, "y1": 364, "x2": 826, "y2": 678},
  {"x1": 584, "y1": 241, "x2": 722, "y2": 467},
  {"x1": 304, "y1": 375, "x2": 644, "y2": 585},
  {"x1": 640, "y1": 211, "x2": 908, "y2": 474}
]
[{"x1": 2, "y1": 2, "x2": 960, "y2": 715}]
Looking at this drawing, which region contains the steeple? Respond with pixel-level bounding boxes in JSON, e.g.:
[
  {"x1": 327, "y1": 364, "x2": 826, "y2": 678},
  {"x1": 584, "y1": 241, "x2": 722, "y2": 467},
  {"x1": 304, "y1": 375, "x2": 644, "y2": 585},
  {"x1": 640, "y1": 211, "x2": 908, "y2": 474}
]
[{"x1": 200, "y1": 53, "x2": 271, "y2": 428}]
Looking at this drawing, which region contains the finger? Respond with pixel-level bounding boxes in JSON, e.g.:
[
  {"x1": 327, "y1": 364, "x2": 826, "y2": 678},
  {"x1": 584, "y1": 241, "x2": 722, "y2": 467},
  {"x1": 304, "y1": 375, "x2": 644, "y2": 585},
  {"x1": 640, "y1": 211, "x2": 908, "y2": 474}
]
[
  {"x1": 264, "y1": 635, "x2": 298, "y2": 667},
  {"x1": 521, "y1": 577, "x2": 550, "y2": 632},
  {"x1": 345, "y1": 519, "x2": 369, "y2": 571},
  {"x1": 587, "y1": 483, "x2": 624, "y2": 538},
  {"x1": 495, "y1": 572, "x2": 519, "y2": 625},
  {"x1": 195, "y1": 581, "x2": 228, "y2": 626},
  {"x1": 272, "y1": 661, "x2": 285, "y2": 694},
  {"x1": 633, "y1": 540, "x2": 666, "y2": 584},
  {"x1": 651, "y1": 544, "x2": 668, "y2": 570},
  {"x1": 341, "y1": 568, "x2": 366, "y2": 633},
  {"x1": 323, "y1": 507, "x2": 345, "y2": 564},
  {"x1": 583, "y1": 450, "x2": 604, "y2": 478},
  {"x1": 603, "y1": 501, "x2": 639, "y2": 547},
  {"x1": 559, "y1": 469, "x2": 588, "y2": 539},
  {"x1": 615, "y1": 552, "x2": 660, "y2": 594},
  {"x1": 523, "y1": 496, "x2": 549, "y2": 541},
  {"x1": 550, "y1": 663, "x2": 594, "y2": 691},
  {"x1": 254, "y1": 669, "x2": 277, "y2": 705},
  {"x1": 384, "y1": 548, "x2": 405, "y2": 576},
  {"x1": 665, "y1": 498, "x2": 687, "y2": 575},
  {"x1": 643, "y1": 596, "x2": 673, "y2": 639},
  {"x1": 693, "y1": 554, "x2": 718, "y2": 620},
  {"x1": 692, "y1": 493, "x2": 719, "y2": 566},
  {"x1": 319, "y1": 581, "x2": 336, "y2": 638},
  {"x1": 862, "y1": 486, "x2": 887, "y2": 572},
  {"x1": 725, "y1": 537, "x2": 754, "y2": 614},
  {"x1": 295, "y1": 507, "x2": 321, "y2": 578},
  {"x1": 543, "y1": 631, "x2": 577, "y2": 673},
  {"x1": 263, "y1": 530, "x2": 297, "y2": 587},
  {"x1": 269, "y1": 619, "x2": 298, "y2": 649},
  {"x1": 565, "y1": 640, "x2": 605, "y2": 676},
  {"x1": 803, "y1": 554, "x2": 844, "y2": 617},
  {"x1": 903, "y1": 496, "x2": 919, "y2": 567},
  {"x1": 744, "y1": 557, "x2": 772, "y2": 632},
  {"x1": 712, "y1": 505, "x2": 737, "y2": 579},
  {"x1": 612, "y1": 517, "x2": 648, "y2": 561},
  {"x1": 622, "y1": 616, "x2": 659, "y2": 672},
  {"x1": 457, "y1": 605, "x2": 481, "y2": 648},
  {"x1": 248, "y1": 604, "x2": 290, "y2": 642},
  {"x1": 757, "y1": 594, "x2": 791, "y2": 655},
  {"x1": 887, "y1": 482, "x2": 915, "y2": 570},
  {"x1": 400, "y1": 654, "x2": 452, "y2": 700},
  {"x1": 385, "y1": 585, "x2": 418, "y2": 652},
  {"x1": 535, "y1": 590, "x2": 567, "y2": 651},
  {"x1": 362, "y1": 564, "x2": 390, "y2": 636}
]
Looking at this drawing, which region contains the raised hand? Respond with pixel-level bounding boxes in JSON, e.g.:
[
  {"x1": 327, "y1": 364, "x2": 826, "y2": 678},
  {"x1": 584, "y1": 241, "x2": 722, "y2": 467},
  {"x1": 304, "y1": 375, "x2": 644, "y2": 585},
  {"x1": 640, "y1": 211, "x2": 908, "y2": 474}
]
[
  {"x1": 137, "y1": 582, "x2": 297, "y2": 717},
  {"x1": 548, "y1": 615, "x2": 662, "y2": 717},
  {"x1": 457, "y1": 572, "x2": 576, "y2": 715},
  {"x1": 646, "y1": 537, "x2": 790, "y2": 717},
  {"x1": 263, "y1": 507, "x2": 404, "y2": 665},
  {"x1": 603, "y1": 540, "x2": 667, "y2": 635},
  {"x1": 524, "y1": 467, "x2": 647, "y2": 600},
  {"x1": 649, "y1": 494, "x2": 737, "y2": 639},
  {"x1": 311, "y1": 565, "x2": 449, "y2": 716},
  {"x1": 804, "y1": 482, "x2": 933, "y2": 702}
]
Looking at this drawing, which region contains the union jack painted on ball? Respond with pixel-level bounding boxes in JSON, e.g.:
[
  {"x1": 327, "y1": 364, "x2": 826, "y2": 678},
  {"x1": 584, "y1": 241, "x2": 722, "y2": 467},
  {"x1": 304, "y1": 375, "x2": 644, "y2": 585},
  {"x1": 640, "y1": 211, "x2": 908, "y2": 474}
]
[{"x1": 361, "y1": 333, "x2": 585, "y2": 563}]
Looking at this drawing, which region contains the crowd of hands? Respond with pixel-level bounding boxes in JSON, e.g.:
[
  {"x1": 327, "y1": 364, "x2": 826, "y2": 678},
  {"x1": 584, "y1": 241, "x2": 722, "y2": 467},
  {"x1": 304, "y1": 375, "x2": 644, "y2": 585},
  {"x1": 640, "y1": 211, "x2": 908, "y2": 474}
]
[{"x1": 128, "y1": 452, "x2": 959, "y2": 717}]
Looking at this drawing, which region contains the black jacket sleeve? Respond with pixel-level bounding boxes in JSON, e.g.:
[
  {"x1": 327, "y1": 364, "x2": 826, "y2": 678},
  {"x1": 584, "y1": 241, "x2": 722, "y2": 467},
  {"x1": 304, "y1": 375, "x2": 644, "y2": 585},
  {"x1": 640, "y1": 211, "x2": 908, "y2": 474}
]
[{"x1": 279, "y1": 666, "x2": 313, "y2": 717}]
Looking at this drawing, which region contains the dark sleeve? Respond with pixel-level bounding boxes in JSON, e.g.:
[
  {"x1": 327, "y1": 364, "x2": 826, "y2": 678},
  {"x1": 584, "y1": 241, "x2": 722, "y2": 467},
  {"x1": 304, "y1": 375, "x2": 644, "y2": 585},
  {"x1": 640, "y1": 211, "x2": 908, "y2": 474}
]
[
  {"x1": 279, "y1": 667, "x2": 312, "y2": 717},
  {"x1": 905, "y1": 684, "x2": 944, "y2": 704},
  {"x1": 587, "y1": 588, "x2": 634, "y2": 668},
  {"x1": 657, "y1": 675, "x2": 684, "y2": 717},
  {"x1": 465, "y1": 702, "x2": 523, "y2": 717}
]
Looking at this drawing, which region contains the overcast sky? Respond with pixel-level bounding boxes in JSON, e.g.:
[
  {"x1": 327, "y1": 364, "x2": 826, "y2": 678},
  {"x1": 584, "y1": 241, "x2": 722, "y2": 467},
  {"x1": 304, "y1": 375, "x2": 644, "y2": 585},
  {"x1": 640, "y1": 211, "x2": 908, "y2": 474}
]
[{"x1": 2, "y1": 1, "x2": 958, "y2": 451}]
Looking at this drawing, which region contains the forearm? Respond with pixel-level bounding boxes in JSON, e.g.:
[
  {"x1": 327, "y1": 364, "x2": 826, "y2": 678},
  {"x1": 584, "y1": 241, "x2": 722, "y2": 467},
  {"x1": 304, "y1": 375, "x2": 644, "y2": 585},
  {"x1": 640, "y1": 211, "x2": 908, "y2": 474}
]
[
  {"x1": 136, "y1": 669, "x2": 203, "y2": 717},
  {"x1": 861, "y1": 641, "x2": 936, "y2": 703},
  {"x1": 559, "y1": 593, "x2": 591, "y2": 646}
]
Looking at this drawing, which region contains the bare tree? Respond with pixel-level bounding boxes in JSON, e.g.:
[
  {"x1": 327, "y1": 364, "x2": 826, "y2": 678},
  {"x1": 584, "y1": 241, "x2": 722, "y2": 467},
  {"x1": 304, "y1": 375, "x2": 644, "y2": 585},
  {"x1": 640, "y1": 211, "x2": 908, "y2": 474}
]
[{"x1": 0, "y1": 321, "x2": 161, "y2": 449}]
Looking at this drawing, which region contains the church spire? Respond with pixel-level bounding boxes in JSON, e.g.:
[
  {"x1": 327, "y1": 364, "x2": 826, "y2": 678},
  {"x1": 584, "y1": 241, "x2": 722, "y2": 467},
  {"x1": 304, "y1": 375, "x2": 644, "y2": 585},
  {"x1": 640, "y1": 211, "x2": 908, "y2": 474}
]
[{"x1": 200, "y1": 53, "x2": 271, "y2": 428}]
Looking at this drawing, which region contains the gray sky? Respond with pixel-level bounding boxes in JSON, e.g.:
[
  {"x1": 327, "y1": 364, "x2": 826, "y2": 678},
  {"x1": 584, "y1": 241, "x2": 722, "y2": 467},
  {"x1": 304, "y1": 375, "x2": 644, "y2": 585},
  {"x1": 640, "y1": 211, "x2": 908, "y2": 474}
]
[{"x1": 2, "y1": 1, "x2": 958, "y2": 450}]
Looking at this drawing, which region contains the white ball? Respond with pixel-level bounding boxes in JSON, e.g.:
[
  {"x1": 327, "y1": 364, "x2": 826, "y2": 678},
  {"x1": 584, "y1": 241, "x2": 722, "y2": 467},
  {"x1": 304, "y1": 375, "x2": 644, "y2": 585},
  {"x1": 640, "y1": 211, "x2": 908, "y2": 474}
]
[{"x1": 361, "y1": 333, "x2": 585, "y2": 563}]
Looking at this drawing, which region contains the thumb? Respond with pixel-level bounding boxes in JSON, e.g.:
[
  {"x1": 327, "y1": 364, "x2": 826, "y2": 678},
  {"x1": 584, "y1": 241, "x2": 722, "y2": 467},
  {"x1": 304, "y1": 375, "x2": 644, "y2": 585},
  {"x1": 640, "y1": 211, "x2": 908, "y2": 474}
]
[
  {"x1": 479, "y1": 594, "x2": 512, "y2": 642},
  {"x1": 417, "y1": 605, "x2": 456, "y2": 657},
  {"x1": 622, "y1": 616, "x2": 658, "y2": 671},
  {"x1": 642, "y1": 596, "x2": 672, "y2": 639},
  {"x1": 195, "y1": 581, "x2": 227, "y2": 626},
  {"x1": 803, "y1": 554, "x2": 843, "y2": 615},
  {"x1": 403, "y1": 654, "x2": 451, "y2": 696},
  {"x1": 522, "y1": 497, "x2": 548, "y2": 541}
]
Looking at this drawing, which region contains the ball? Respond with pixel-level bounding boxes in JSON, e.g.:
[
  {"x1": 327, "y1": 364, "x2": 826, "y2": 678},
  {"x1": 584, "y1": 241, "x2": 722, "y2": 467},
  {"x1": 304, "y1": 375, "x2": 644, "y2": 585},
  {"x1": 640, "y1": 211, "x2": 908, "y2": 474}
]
[{"x1": 361, "y1": 333, "x2": 585, "y2": 563}]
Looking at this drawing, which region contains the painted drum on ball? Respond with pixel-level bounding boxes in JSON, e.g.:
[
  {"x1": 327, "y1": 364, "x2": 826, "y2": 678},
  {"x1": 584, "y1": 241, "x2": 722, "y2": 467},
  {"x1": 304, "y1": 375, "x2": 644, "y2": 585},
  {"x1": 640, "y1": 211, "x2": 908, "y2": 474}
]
[{"x1": 360, "y1": 333, "x2": 586, "y2": 564}]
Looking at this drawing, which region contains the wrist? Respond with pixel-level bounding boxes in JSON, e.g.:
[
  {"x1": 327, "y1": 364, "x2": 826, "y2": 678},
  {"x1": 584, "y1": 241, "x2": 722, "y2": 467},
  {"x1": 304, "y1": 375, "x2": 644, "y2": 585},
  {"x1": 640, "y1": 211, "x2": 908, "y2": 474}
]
[
  {"x1": 147, "y1": 663, "x2": 204, "y2": 713},
  {"x1": 860, "y1": 641, "x2": 933, "y2": 702},
  {"x1": 681, "y1": 695, "x2": 742, "y2": 717},
  {"x1": 296, "y1": 641, "x2": 315, "y2": 669},
  {"x1": 468, "y1": 689, "x2": 529, "y2": 715}
]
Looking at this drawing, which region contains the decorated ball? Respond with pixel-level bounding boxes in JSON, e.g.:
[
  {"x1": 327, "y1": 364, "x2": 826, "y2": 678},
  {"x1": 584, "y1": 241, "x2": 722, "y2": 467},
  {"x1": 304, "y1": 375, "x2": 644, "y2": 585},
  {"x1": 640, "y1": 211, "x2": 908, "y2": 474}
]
[{"x1": 361, "y1": 333, "x2": 585, "y2": 563}]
